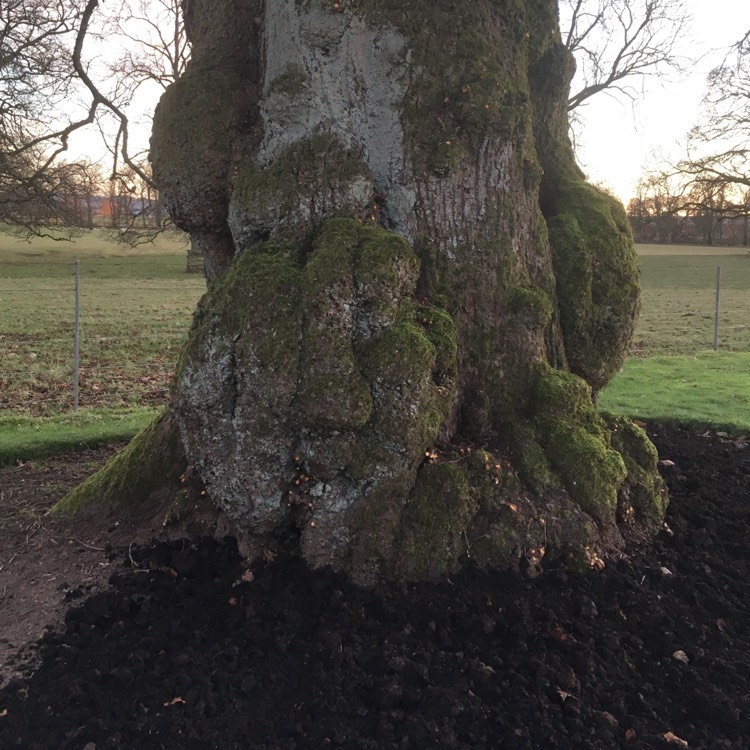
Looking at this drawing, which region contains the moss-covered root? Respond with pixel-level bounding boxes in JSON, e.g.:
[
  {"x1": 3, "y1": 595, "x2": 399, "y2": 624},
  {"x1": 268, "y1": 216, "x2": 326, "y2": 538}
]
[
  {"x1": 385, "y1": 444, "x2": 601, "y2": 581},
  {"x1": 381, "y1": 368, "x2": 667, "y2": 581},
  {"x1": 604, "y1": 413, "x2": 668, "y2": 531},
  {"x1": 517, "y1": 365, "x2": 666, "y2": 536},
  {"x1": 53, "y1": 411, "x2": 186, "y2": 517}
]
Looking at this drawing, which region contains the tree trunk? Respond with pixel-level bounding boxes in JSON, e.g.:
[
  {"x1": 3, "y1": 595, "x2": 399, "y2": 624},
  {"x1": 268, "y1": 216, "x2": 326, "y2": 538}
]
[
  {"x1": 186, "y1": 235, "x2": 204, "y2": 274},
  {"x1": 155, "y1": 197, "x2": 163, "y2": 230},
  {"x1": 64, "y1": 0, "x2": 666, "y2": 585}
]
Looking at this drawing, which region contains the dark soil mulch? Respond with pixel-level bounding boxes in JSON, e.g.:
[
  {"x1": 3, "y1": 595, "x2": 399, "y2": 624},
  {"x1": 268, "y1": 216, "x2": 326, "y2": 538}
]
[{"x1": 1, "y1": 427, "x2": 749, "y2": 749}]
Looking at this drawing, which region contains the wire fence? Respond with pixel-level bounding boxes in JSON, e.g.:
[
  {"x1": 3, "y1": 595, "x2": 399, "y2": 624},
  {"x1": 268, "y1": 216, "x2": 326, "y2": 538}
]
[
  {"x1": 1, "y1": 254, "x2": 748, "y2": 416},
  {"x1": 1, "y1": 258, "x2": 204, "y2": 416},
  {"x1": 629, "y1": 253, "x2": 750, "y2": 357}
]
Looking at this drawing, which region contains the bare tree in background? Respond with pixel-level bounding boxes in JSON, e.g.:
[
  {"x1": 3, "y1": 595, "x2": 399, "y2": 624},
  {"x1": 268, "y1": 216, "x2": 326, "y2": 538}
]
[
  {"x1": 678, "y1": 33, "x2": 750, "y2": 191},
  {"x1": 560, "y1": 0, "x2": 691, "y2": 111},
  {"x1": 0, "y1": 0, "x2": 82, "y2": 229},
  {"x1": 0, "y1": 0, "x2": 162, "y2": 233},
  {"x1": 683, "y1": 177, "x2": 733, "y2": 245},
  {"x1": 94, "y1": 0, "x2": 190, "y2": 247},
  {"x1": 63, "y1": 158, "x2": 105, "y2": 227},
  {"x1": 104, "y1": 0, "x2": 189, "y2": 100},
  {"x1": 627, "y1": 170, "x2": 686, "y2": 243}
]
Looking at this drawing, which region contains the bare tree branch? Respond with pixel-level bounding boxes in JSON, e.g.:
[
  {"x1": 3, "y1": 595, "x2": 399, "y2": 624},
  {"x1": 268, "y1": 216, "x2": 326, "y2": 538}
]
[
  {"x1": 0, "y1": 0, "x2": 187, "y2": 232},
  {"x1": 674, "y1": 33, "x2": 750, "y2": 200},
  {"x1": 561, "y1": 0, "x2": 692, "y2": 111},
  {"x1": 102, "y1": 0, "x2": 189, "y2": 103}
]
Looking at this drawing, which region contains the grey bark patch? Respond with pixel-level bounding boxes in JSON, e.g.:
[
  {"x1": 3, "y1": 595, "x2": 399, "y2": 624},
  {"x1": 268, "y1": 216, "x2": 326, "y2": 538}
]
[
  {"x1": 259, "y1": 0, "x2": 415, "y2": 236},
  {"x1": 173, "y1": 220, "x2": 457, "y2": 577}
]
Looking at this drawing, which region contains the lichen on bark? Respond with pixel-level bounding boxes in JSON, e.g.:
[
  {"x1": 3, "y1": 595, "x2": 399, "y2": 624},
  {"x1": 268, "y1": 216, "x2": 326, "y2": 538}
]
[{"x1": 64, "y1": 0, "x2": 668, "y2": 585}]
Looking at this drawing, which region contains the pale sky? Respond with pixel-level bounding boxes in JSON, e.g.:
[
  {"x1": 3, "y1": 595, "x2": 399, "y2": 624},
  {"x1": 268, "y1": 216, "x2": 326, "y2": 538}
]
[
  {"x1": 574, "y1": 0, "x2": 750, "y2": 203},
  {"x1": 69, "y1": 0, "x2": 750, "y2": 205}
]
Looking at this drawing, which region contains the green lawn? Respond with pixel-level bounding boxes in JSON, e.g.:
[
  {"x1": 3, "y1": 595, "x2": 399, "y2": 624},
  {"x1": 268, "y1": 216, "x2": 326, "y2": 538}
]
[
  {"x1": 600, "y1": 244, "x2": 750, "y2": 434},
  {"x1": 0, "y1": 408, "x2": 159, "y2": 467},
  {"x1": 600, "y1": 352, "x2": 750, "y2": 435}
]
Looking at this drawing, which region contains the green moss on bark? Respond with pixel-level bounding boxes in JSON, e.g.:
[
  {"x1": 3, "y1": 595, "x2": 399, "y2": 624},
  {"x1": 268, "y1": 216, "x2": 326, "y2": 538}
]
[
  {"x1": 546, "y1": 186, "x2": 639, "y2": 391},
  {"x1": 234, "y1": 134, "x2": 370, "y2": 207},
  {"x1": 397, "y1": 462, "x2": 476, "y2": 578},
  {"x1": 541, "y1": 419, "x2": 626, "y2": 522},
  {"x1": 530, "y1": 365, "x2": 626, "y2": 523},
  {"x1": 267, "y1": 63, "x2": 309, "y2": 97},
  {"x1": 213, "y1": 251, "x2": 304, "y2": 362},
  {"x1": 604, "y1": 413, "x2": 668, "y2": 526},
  {"x1": 362, "y1": 319, "x2": 434, "y2": 383},
  {"x1": 417, "y1": 304, "x2": 459, "y2": 388},
  {"x1": 507, "y1": 422, "x2": 555, "y2": 494},
  {"x1": 506, "y1": 366, "x2": 666, "y2": 534},
  {"x1": 151, "y1": 61, "x2": 244, "y2": 232},
  {"x1": 296, "y1": 221, "x2": 372, "y2": 429},
  {"x1": 347, "y1": 0, "x2": 536, "y2": 175},
  {"x1": 353, "y1": 229, "x2": 421, "y2": 324},
  {"x1": 53, "y1": 411, "x2": 185, "y2": 516},
  {"x1": 507, "y1": 285, "x2": 554, "y2": 328},
  {"x1": 229, "y1": 135, "x2": 374, "y2": 250}
]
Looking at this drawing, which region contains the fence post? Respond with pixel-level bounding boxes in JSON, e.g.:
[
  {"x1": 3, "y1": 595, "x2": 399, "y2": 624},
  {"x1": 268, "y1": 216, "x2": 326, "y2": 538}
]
[
  {"x1": 713, "y1": 265, "x2": 721, "y2": 352},
  {"x1": 74, "y1": 259, "x2": 80, "y2": 412}
]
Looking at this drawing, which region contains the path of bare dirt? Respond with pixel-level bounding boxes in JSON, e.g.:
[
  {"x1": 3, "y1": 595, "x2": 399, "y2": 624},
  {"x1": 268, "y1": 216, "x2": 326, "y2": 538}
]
[
  {"x1": 0, "y1": 444, "x2": 214, "y2": 675},
  {"x1": 0, "y1": 426, "x2": 749, "y2": 749}
]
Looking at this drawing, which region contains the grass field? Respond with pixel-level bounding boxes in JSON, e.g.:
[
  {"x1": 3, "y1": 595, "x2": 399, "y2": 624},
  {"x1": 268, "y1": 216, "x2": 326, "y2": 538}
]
[
  {"x1": 1, "y1": 226, "x2": 190, "y2": 260},
  {"x1": 634, "y1": 247, "x2": 750, "y2": 355},
  {"x1": 0, "y1": 229, "x2": 205, "y2": 417},
  {"x1": 1, "y1": 233, "x2": 749, "y2": 460},
  {"x1": 599, "y1": 352, "x2": 750, "y2": 435},
  {"x1": 635, "y1": 242, "x2": 750, "y2": 257}
]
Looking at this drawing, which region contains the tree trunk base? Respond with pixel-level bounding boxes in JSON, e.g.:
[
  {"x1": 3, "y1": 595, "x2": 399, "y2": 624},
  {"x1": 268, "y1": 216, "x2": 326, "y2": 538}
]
[
  {"x1": 56, "y1": 402, "x2": 665, "y2": 587},
  {"x1": 67, "y1": 0, "x2": 668, "y2": 586},
  {"x1": 54, "y1": 411, "x2": 187, "y2": 518}
]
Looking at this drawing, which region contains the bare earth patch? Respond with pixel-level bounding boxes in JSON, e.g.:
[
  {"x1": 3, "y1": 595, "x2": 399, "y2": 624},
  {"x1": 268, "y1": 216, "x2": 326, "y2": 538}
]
[
  {"x1": 0, "y1": 445, "x2": 185, "y2": 675},
  {"x1": 0, "y1": 428, "x2": 749, "y2": 749}
]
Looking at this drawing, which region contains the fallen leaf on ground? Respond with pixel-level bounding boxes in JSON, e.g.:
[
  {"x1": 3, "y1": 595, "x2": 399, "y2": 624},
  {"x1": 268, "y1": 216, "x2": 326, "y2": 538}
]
[
  {"x1": 233, "y1": 569, "x2": 255, "y2": 586},
  {"x1": 550, "y1": 626, "x2": 567, "y2": 642},
  {"x1": 163, "y1": 697, "x2": 186, "y2": 707},
  {"x1": 0, "y1": 709, "x2": 7, "y2": 718},
  {"x1": 556, "y1": 689, "x2": 577, "y2": 702},
  {"x1": 672, "y1": 650, "x2": 689, "y2": 664},
  {"x1": 716, "y1": 618, "x2": 727, "y2": 632},
  {"x1": 625, "y1": 727, "x2": 636, "y2": 743},
  {"x1": 662, "y1": 731, "x2": 688, "y2": 747},
  {"x1": 659, "y1": 459, "x2": 676, "y2": 467}
]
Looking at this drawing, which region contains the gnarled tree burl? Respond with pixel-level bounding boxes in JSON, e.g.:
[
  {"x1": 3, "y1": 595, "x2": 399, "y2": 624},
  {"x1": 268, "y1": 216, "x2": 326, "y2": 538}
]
[{"x1": 62, "y1": 0, "x2": 666, "y2": 584}]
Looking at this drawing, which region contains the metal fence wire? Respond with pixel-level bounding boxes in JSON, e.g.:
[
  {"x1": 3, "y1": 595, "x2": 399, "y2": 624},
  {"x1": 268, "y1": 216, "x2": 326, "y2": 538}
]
[
  {"x1": 1, "y1": 254, "x2": 748, "y2": 416},
  {"x1": 0, "y1": 258, "x2": 204, "y2": 416}
]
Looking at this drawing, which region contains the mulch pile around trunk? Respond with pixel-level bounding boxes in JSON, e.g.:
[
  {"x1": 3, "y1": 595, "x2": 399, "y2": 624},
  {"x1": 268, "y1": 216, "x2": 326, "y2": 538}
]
[{"x1": 1, "y1": 427, "x2": 749, "y2": 750}]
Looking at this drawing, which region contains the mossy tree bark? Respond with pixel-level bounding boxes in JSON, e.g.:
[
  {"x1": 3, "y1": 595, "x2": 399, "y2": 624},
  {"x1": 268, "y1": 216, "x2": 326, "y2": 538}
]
[{"x1": 65, "y1": 0, "x2": 666, "y2": 584}]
